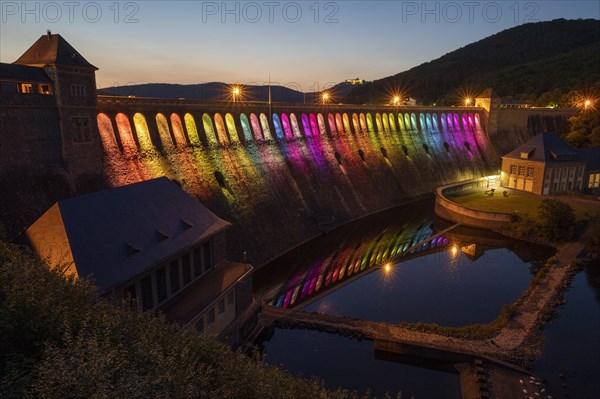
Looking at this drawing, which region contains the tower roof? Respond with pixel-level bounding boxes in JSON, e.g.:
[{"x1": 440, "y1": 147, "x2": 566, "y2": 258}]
[
  {"x1": 14, "y1": 32, "x2": 97, "y2": 70},
  {"x1": 476, "y1": 88, "x2": 500, "y2": 99}
]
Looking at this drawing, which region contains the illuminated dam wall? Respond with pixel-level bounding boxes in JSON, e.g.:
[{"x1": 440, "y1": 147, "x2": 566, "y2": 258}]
[{"x1": 97, "y1": 98, "x2": 497, "y2": 266}]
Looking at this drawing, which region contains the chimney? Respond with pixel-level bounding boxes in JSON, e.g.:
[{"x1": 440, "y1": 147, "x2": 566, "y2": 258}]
[{"x1": 47, "y1": 30, "x2": 52, "y2": 39}]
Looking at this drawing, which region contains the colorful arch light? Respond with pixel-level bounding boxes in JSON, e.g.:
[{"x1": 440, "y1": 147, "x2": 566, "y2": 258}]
[
  {"x1": 202, "y1": 113, "x2": 219, "y2": 146},
  {"x1": 133, "y1": 113, "x2": 154, "y2": 152},
  {"x1": 184, "y1": 113, "x2": 202, "y2": 146}
]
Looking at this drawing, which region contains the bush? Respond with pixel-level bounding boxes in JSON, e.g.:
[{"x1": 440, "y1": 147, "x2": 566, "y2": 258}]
[
  {"x1": 538, "y1": 199, "x2": 575, "y2": 243},
  {"x1": 0, "y1": 242, "x2": 363, "y2": 399}
]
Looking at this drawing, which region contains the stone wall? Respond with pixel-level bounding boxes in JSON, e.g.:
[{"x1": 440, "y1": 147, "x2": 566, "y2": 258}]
[{"x1": 434, "y1": 179, "x2": 513, "y2": 229}]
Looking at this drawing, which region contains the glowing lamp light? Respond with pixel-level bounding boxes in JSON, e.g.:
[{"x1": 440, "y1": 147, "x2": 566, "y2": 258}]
[
  {"x1": 383, "y1": 263, "x2": 392, "y2": 273},
  {"x1": 322, "y1": 92, "x2": 330, "y2": 105},
  {"x1": 465, "y1": 98, "x2": 472, "y2": 106},
  {"x1": 451, "y1": 245, "x2": 458, "y2": 257},
  {"x1": 393, "y1": 96, "x2": 400, "y2": 105},
  {"x1": 232, "y1": 86, "x2": 241, "y2": 102},
  {"x1": 584, "y1": 99, "x2": 592, "y2": 109}
]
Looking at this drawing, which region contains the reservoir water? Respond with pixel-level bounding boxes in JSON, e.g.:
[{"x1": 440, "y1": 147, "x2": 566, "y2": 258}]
[{"x1": 253, "y1": 199, "x2": 589, "y2": 398}]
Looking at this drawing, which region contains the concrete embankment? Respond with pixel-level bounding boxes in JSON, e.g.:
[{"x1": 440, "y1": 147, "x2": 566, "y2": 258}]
[{"x1": 434, "y1": 178, "x2": 514, "y2": 230}]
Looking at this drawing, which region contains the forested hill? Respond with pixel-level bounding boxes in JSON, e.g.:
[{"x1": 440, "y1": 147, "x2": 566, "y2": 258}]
[{"x1": 346, "y1": 19, "x2": 600, "y2": 106}]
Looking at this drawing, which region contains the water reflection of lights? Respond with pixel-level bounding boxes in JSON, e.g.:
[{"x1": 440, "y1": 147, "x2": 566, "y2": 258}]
[
  {"x1": 451, "y1": 245, "x2": 459, "y2": 258},
  {"x1": 384, "y1": 263, "x2": 392, "y2": 273}
]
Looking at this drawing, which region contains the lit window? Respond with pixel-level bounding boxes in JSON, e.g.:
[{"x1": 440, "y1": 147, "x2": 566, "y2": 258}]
[
  {"x1": 20, "y1": 83, "x2": 33, "y2": 93},
  {"x1": 526, "y1": 167, "x2": 534, "y2": 177},
  {"x1": 509, "y1": 165, "x2": 517, "y2": 175},
  {"x1": 39, "y1": 84, "x2": 51, "y2": 94},
  {"x1": 518, "y1": 166, "x2": 525, "y2": 176}
]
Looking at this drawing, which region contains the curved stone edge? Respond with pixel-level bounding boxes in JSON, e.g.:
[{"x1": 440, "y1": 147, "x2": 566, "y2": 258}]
[{"x1": 434, "y1": 178, "x2": 513, "y2": 229}]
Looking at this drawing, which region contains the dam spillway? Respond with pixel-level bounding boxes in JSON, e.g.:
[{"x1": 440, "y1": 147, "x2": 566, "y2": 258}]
[{"x1": 96, "y1": 99, "x2": 498, "y2": 266}]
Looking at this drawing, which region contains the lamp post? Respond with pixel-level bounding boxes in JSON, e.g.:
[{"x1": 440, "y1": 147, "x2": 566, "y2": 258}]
[{"x1": 232, "y1": 87, "x2": 240, "y2": 103}]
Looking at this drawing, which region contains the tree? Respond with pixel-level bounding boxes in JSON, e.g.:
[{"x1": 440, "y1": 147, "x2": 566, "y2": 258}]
[
  {"x1": 565, "y1": 109, "x2": 600, "y2": 148},
  {"x1": 0, "y1": 242, "x2": 370, "y2": 399},
  {"x1": 538, "y1": 199, "x2": 576, "y2": 243}
]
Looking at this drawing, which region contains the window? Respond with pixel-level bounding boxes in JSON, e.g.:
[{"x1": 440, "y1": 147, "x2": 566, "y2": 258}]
[
  {"x1": 203, "y1": 241, "x2": 213, "y2": 272},
  {"x1": 155, "y1": 267, "x2": 167, "y2": 304},
  {"x1": 70, "y1": 84, "x2": 87, "y2": 97},
  {"x1": 227, "y1": 290, "x2": 235, "y2": 305},
  {"x1": 1, "y1": 82, "x2": 17, "y2": 93},
  {"x1": 182, "y1": 253, "x2": 191, "y2": 285},
  {"x1": 123, "y1": 284, "x2": 136, "y2": 300},
  {"x1": 193, "y1": 247, "x2": 202, "y2": 277},
  {"x1": 169, "y1": 260, "x2": 180, "y2": 294},
  {"x1": 589, "y1": 174, "x2": 600, "y2": 188},
  {"x1": 518, "y1": 166, "x2": 525, "y2": 176},
  {"x1": 554, "y1": 169, "x2": 560, "y2": 179},
  {"x1": 71, "y1": 117, "x2": 91, "y2": 143},
  {"x1": 39, "y1": 84, "x2": 51, "y2": 94},
  {"x1": 207, "y1": 308, "x2": 215, "y2": 324},
  {"x1": 196, "y1": 318, "x2": 204, "y2": 333},
  {"x1": 526, "y1": 167, "x2": 534, "y2": 177},
  {"x1": 509, "y1": 165, "x2": 517, "y2": 175},
  {"x1": 140, "y1": 276, "x2": 153, "y2": 311},
  {"x1": 218, "y1": 299, "x2": 225, "y2": 314},
  {"x1": 19, "y1": 83, "x2": 33, "y2": 93}
]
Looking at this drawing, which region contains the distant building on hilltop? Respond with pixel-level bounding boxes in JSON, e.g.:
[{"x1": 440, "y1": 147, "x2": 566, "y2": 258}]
[
  {"x1": 22, "y1": 177, "x2": 256, "y2": 346},
  {"x1": 500, "y1": 132, "x2": 600, "y2": 195},
  {"x1": 345, "y1": 77, "x2": 364, "y2": 85}
]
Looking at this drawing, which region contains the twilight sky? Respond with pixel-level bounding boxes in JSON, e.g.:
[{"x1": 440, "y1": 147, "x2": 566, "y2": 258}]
[{"x1": 1, "y1": 1, "x2": 599, "y2": 91}]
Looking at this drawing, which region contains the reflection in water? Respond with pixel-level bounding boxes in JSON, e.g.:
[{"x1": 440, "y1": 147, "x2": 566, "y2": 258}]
[{"x1": 255, "y1": 201, "x2": 554, "y2": 326}]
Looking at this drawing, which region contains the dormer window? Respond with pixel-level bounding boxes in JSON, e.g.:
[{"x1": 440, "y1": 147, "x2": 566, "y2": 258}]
[
  {"x1": 19, "y1": 83, "x2": 33, "y2": 93},
  {"x1": 39, "y1": 84, "x2": 51, "y2": 94}
]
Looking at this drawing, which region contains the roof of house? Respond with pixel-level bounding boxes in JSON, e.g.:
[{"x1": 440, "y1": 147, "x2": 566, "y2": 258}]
[
  {"x1": 14, "y1": 33, "x2": 97, "y2": 70},
  {"x1": 0, "y1": 62, "x2": 52, "y2": 83},
  {"x1": 24, "y1": 177, "x2": 230, "y2": 292},
  {"x1": 577, "y1": 147, "x2": 600, "y2": 170},
  {"x1": 502, "y1": 131, "x2": 579, "y2": 163}
]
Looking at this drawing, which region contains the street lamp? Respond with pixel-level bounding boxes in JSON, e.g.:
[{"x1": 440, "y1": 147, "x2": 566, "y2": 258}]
[
  {"x1": 393, "y1": 96, "x2": 400, "y2": 106},
  {"x1": 232, "y1": 86, "x2": 241, "y2": 102},
  {"x1": 584, "y1": 99, "x2": 592, "y2": 109},
  {"x1": 322, "y1": 92, "x2": 330, "y2": 105},
  {"x1": 465, "y1": 98, "x2": 471, "y2": 107}
]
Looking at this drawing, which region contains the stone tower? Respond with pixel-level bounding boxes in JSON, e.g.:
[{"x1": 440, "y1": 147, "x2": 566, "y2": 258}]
[
  {"x1": 14, "y1": 31, "x2": 102, "y2": 181},
  {"x1": 475, "y1": 88, "x2": 501, "y2": 137}
]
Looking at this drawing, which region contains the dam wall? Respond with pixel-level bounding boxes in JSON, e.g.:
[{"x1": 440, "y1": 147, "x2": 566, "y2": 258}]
[{"x1": 95, "y1": 100, "x2": 498, "y2": 266}]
